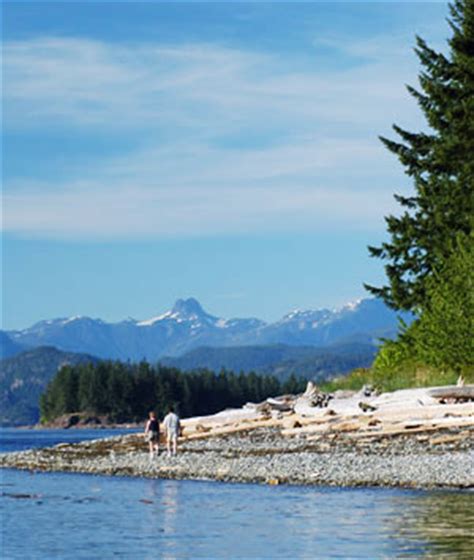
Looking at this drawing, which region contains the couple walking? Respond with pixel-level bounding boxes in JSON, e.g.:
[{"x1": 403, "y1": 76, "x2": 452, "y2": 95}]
[{"x1": 145, "y1": 407, "x2": 181, "y2": 459}]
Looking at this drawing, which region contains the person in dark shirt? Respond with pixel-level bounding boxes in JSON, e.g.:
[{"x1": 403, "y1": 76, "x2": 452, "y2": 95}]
[{"x1": 144, "y1": 411, "x2": 160, "y2": 459}]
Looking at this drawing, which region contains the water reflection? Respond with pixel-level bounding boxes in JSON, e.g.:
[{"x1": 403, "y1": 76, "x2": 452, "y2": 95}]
[
  {"x1": 2, "y1": 466, "x2": 473, "y2": 559},
  {"x1": 393, "y1": 491, "x2": 474, "y2": 558},
  {"x1": 161, "y1": 481, "x2": 179, "y2": 528},
  {"x1": 140, "y1": 479, "x2": 180, "y2": 560}
]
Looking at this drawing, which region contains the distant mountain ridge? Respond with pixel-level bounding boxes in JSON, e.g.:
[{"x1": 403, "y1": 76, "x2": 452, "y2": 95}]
[
  {"x1": 160, "y1": 342, "x2": 378, "y2": 382},
  {"x1": 0, "y1": 346, "x2": 100, "y2": 426},
  {"x1": 0, "y1": 331, "x2": 29, "y2": 359},
  {"x1": 3, "y1": 297, "x2": 412, "y2": 362}
]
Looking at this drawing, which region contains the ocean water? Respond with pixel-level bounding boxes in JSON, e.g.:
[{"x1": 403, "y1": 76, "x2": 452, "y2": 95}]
[
  {"x1": 0, "y1": 427, "x2": 141, "y2": 453},
  {"x1": 1, "y1": 429, "x2": 473, "y2": 559}
]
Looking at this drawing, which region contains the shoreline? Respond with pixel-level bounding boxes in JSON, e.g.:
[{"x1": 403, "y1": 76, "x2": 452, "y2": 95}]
[
  {"x1": 2, "y1": 384, "x2": 473, "y2": 490},
  {"x1": 1, "y1": 426, "x2": 472, "y2": 490},
  {"x1": 8, "y1": 423, "x2": 141, "y2": 431}
]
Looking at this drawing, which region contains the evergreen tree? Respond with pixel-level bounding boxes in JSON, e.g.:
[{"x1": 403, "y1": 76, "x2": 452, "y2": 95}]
[
  {"x1": 77, "y1": 363, "x2": 96, "y2": 412},
  {"x1": 411, "y1": 234, "x2": 474, "y2": 371},
  {"x1": 107, "y1": 362, "x2": 134, "y2": 422},
  {"x1": 282, "y1": 373, "x2": 301, "y2": 395},
  {"x1": 366, "y1": 0, "x2": 474, "y2": 311},
  {"x1": 132, "y1": 361, "x2": 156, "y2": 417}
]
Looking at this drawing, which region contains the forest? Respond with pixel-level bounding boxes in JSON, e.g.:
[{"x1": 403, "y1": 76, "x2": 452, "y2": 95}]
[{"x1": 39, "y1": 361, "x2": 307, "y2": 423}]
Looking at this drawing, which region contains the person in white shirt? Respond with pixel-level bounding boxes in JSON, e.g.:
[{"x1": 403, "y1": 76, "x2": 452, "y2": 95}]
[{"x1": 163, "y1": 407, "x2": 181, "y2": 456}]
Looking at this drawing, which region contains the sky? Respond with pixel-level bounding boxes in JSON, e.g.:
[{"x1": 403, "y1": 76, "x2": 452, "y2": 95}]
[{"x1": 2, "y1": 1, "x2": 450, "y2": 330}]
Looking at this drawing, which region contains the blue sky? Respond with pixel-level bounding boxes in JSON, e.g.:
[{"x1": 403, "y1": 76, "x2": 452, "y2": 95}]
[{"x1": 2, "y1": 1, "x2": 450, "y2": 329}]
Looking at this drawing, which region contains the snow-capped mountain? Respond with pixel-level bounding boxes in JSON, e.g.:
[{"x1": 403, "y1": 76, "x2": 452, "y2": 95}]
[{"x1": 4, "y1": 297, "x2": 412, "y2": 362}]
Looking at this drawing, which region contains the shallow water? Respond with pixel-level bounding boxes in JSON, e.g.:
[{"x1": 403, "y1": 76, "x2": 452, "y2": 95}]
[
  {"x1": 0, "y1": 427, "x2": 140, "y2": 453},
  {"x1": 1, "y1": 429, "x2": 473, "y2": 559}
]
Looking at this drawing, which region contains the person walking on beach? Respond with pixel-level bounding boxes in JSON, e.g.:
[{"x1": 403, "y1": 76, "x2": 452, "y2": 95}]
[
  {"x1": 163, "y1": 407, "x2": 180, "y2": 457},
  {"x1": 144, "y1": 411, "x2": 160, "y2": 459}
]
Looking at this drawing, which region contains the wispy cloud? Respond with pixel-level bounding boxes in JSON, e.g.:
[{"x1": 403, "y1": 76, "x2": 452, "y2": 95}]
[
  {"x1": 4, "y1": 179, "x2": 400, "y2": 239},
  {"x1": 4, "y1": 36, "x2": 421, "y2": 131},
  {"x1": 3, "y1": 34, "x2": 425, "y2": 239}
]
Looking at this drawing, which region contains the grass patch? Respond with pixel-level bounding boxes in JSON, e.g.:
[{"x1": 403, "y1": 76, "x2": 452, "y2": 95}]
[{"x1": 320, "y1": 364, "x2": 474, "y2": 394}]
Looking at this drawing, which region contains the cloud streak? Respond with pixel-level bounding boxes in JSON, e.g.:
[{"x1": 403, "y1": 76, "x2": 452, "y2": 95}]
[
  {"x1": 4, "y1": 36, "x2": 421, "y2": 131},
  {"x1": 3, "y1": 34, "x2": 424, "y2": 238},
  {"x1": 4, "y1": 180, "x2": 399, "y2": 239}
]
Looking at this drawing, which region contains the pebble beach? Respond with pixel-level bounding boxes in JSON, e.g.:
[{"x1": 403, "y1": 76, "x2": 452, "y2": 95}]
[{"x1": 1, "y1": 425, "x2": 473, "y2": 489}]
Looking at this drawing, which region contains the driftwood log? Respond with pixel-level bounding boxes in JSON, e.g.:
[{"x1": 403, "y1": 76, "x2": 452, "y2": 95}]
[
  {"x1": 428, "y1": 386, "x2": 474, "y2": 402},
  {"x1": 168, "y1": 384, "x2": 474, "y2": 445}
]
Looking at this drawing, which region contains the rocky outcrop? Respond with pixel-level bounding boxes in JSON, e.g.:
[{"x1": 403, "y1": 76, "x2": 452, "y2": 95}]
[{"x1": 42, "y1": 413, "x2": 139, "y2": 430}]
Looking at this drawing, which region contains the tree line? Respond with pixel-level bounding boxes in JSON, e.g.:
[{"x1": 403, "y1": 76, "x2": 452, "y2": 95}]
[{"x1": 40, "y1": 361, "x2": 307, "y2": 423}]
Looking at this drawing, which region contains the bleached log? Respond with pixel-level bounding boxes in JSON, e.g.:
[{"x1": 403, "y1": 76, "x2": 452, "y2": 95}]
[
  {"x1": 182, "y1": 408, "x2": 263, "y2": 429},
  {"x1": 183, "y1": 417, "x2": 285, "y2": 440},
  {"x1": 428, "y1": 386, "x2": 474, "y2": 400},
  {"x1": 293, "y1": 401, "x2": 329, "y2": 417},
  {"x1": 346, "y1": 417, "x2": 474, "y2": 439},
  {"x1": 266, "y1": 397, "x2": 294, "y2": 411},
  {"x1": 281, "y1": 415, "x2": 360, "y2": 437},
  {"x1": 180, "y1": 385, "x2": 473, "y2": 441},
  {"x1": 372, "y1": 402, "x2": 474, "y2": 423}
]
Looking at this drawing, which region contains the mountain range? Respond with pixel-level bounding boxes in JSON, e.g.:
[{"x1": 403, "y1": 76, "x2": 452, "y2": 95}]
[
  {"x1": 3, "y1": 297, "x2": 411, "y2": 362},
  {"x1": 160, "y1": 342, "x2": 378, "y2": 381},
  {"x1": 0, "y1": 297, "x2": 412, "y2": 426}
]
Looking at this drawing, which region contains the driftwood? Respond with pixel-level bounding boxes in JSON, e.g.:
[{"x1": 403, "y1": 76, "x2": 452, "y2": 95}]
[
  {"x1": 183, "y1": 417, "x2": 284, "y2": 440},
  {"x1": 346, "y1": 418, "x2": 474, "y2": 439},
  {"x1": 171, "y1": 384, "x2": 474, "y2": 444},
  {"x1": 428, "y1": 386, "x2": 474, "y2": 401},
  {"x1": 282, "y1": 408, "x2": 474, "y2": 439},
  {"x1": 293, "y1": 382, "x2": 334, "y2": 416},
  {"x1": 300, "y1": 381, "x2": 333, "y2": 407},
  {"x1": 266, "y1": 397, "x2": 294, "y2": 412},
  {"x1": 371, "y1": 401, "x2": 474, "y2": 422},
  {"x1": 281, "y1": 416, "x2": 359, "y2": 437}
]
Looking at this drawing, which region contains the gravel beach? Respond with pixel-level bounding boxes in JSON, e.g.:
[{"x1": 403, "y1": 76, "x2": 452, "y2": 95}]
[{"x1": 1, "y1": 426, "x2": 473, "y2": 489}]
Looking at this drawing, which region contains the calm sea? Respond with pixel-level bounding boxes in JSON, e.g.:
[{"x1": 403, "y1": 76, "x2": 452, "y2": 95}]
[{"x1": 1, "y1": 428, "x2": 473, "y2": 559}]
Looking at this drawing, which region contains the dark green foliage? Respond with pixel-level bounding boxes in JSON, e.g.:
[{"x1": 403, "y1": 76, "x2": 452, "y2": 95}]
[
  {"x1": 39, "y1": 361, "x2": 308, "y2": 423},
  {"x1": 39, "y1": 365, "x2": 79, "y2": 421},
  {"x1": 366, "y1": 0, "x2": 474, "y2": 311},
  {"x1": 402, "y1": 235, "x2": 474, "y2": 372},
  {"x1": 361, "y1": 236, "x2": 474, "y2": 390},
  {"x1": 363, "y1": 1, "x2": 474, "y2": 389}
]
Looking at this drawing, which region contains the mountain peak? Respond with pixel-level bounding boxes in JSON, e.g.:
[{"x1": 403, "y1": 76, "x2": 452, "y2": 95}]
[
  {"x1": 171, "y1": 297, "x2": 206, "y2": 317},
  {"x1": 136, "y1": 298, "x2": 213, "y2": 327}
]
